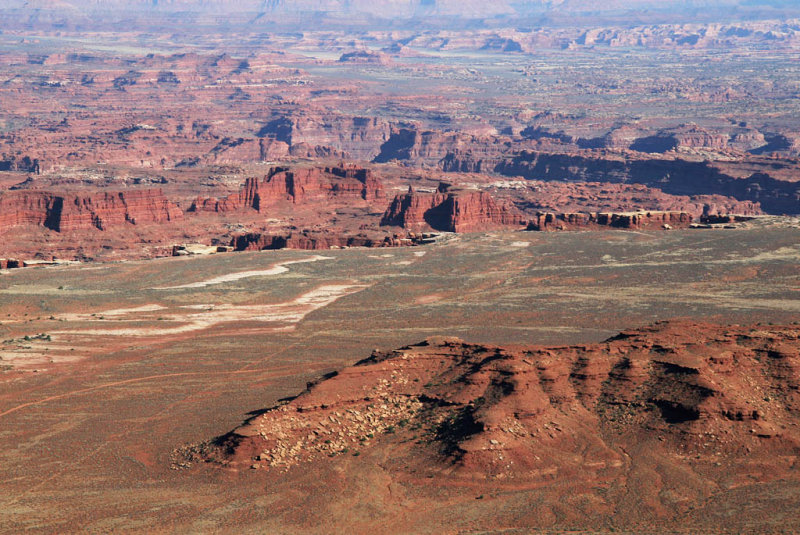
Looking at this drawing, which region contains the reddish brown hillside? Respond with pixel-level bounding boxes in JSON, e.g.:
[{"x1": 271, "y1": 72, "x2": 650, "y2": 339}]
[{"x1": 210, "y1": 320, "x2": 800, "y2": 488}]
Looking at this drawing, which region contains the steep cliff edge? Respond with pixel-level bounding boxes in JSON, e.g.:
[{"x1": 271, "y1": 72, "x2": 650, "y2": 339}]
[
  {"x1": 375, "y1": 129, "x2": 514, "y2": 170},
  {"x1": 512, "y1": 180, "x2": 762, "y2": 218},
  {"x1": 0, "y1": 188, "x2": 182, "y2": 232},
  {"x1": 495, "y1": 151, "x2": 800, "y2": 214},
  {"x1": 231, "y1": 230, "x2": 415, "y2": 251},
  {"x1": 381, "y1": 183, "x2": 525, "y2": 233},
  {"x1": 527, "y1": 210, "x2": 693, "y2": 231},
  {"x1": 190, "y1": 164, "x2": 384, "y2": 213},
  {"x1": 377, "y1": 128, "x2": 799, "y2": 214}
]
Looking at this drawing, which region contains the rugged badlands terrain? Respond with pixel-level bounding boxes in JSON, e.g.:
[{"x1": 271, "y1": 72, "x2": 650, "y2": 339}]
[
  {"x1": 172, "y1": 318, "x2": 800, "y2": 534},
  {"x1": 0, "y1": 2, "x2": 799, "y2": 533},
  {"x1": 1, "y1": 10, "x2": 799, "y2": 263},
  {"x1": 2, "y1": 160, "x2": 771, "y2": 263},
  {"x1": 205, "y1": 320, "x2": 800, "y2": 519}
]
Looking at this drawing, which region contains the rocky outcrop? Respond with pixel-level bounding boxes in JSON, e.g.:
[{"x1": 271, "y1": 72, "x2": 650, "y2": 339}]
[
  {"x1": 0, "y1": 188, "x2": 182, "y2": 232},
  {"x1": 527, "y1": 210, "x2": 692, "y2": 231},
  {"x1": 377, "y1": 128, "x2": 515, "y2": 169},
  {"x1": 0, "y1": 191, "x2": 56, "y2": 229},
  {"x1": 259, "y1": 112, "x2": 392, "y2": 161},
  {"x1": 381, "y1": 183, "x2": 525, "y2": 233},
  {"x1": 209, "y1": 320, "x2": 800, "y2": 481},
  {"x1": 190, "y1": 164, "x2": 384, "y2": 213},
  {"x1": 0, "y1": 154, "x2": 40, "y2": 173},
  {"x1": 0, "y1": 258, "x2": 21, "y2": 269},
  {"x1": 385, "y1": 132, "x2": 798, "y2": 215},
  {"x1": 513, "y1": 180, "x2": 762, "y2": 218},
  {"x1": 232, "y1": 230, "x2": 414, "y2": 251},
  {"x1": 495, "y1": 152, "x2": 800, "y2": 214},
  {"x1": 62, "y1": 189, "x2": 183, "y2": 230},
  {"x1": 338, "y1": 50, "x2": 392, "y2": 65},
  {"x1": 191, "y1": 177, "x2": 261, "y2": 213},
  {"x1": 697, "y1": 197, "x2": 762, "y2": 217},
  {"x1": 629, "y1": 125, "x2": 730, "y2": 153},
  {"x1": 371, "y1": 125, "x2": 798, "y2": 215}
]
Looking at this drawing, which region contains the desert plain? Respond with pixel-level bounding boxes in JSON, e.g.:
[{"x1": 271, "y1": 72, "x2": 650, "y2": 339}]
[{"x1": 1, "y1": 225, "x2": 798, "y2": 532}]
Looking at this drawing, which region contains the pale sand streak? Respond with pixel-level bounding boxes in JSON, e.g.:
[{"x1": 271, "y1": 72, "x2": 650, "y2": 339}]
[
  {"x1": 52, "y1": 284, "x2": 368, "y2": 337},
  {"x1": 98, "y1": 304, "x2": 167, "y2": 316},
  {"x1": 153, "y1": 255, "x2": 334, "y2": 289}
]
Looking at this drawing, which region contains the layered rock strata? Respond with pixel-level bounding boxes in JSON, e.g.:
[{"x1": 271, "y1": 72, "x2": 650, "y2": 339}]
[
  {"x1": 0, "y1": 188, "x2": 182, "y2": 232},
  {"x1": 232, "y1": 230, "x2": 415, "y2": 251},
  {"x1": 526, "y1": 211, "x2": 693, "y2": 231},
  {"x1": 190, "y1": 164, "x2": 384, "y2": 213},
  {"x1": 494, "y1": 152, "x2": 800, "y2": 214},
  {"x1": 381, "y1": 183, "x2": 525, "y2": 233}
]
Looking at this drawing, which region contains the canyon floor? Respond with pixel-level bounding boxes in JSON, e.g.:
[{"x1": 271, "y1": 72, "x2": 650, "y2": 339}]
[{"x1": 1, "y1": 227, "x2": 798, "y2": 533}]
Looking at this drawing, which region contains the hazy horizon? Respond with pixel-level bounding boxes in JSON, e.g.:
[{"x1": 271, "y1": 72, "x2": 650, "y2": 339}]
[
  {"x1": 4, "y1": 0, "x2": 797, "y2": 17},
  {"x1": 2, "y1": 0, "x2": 798, "y2": 32}
]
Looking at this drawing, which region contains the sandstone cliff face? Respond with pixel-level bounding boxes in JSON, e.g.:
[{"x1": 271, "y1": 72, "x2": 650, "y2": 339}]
[
  {"x1": 259, "y1": 112, "x2": 391, "y2": 161},
  {"x1": 495, "y1": 151, "x2": 800, "y2": 214},
  {"x1": 264, "y1": 164, "x2": 384, "y2": 204},
  {"x1": 58, "y1": 189, "x2": 183, "y2": 230},
  {"x1": 212, "y1": 320, "x2": 800, "y2": 482},
  {"x1": 0, "y1": 191, "x2": 56, "y2": 229},
  {"x1": 381, "y1": 183, "x2": 525, "y2": 233},
  {"x1": 375, "y1": 127, "x2": 798, "y2": 215},
  {"x1": 515, "y1": 180, "x2": 762, "y2": 218},
  {"x1": 232, "y1": 230, "x2": 411, "y2": 251},
  {"x1": 191, "y1": 164, "x2": 384, "y2": 213},
  {"x1": 191, "y1": 177, "x2": 261, "y2": 213},
  {"x1": 381, "y1": 125, "x2": 752, "y2": 172},
  {"x1": 0, "y1": 188, "x2": 182, "y2": 232},
  {"x1": 527, "y1": 210, "x2": 693, "y2": 231},
  {"x1": 438, "y1": 147, "x2": 509, "y2": 173},
  {"x1": 377, "y1": 128, "x2": 515, "y2": 169},
  {"x1": 628, "y1": 126, "x2": 731, "y2": 153}
]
